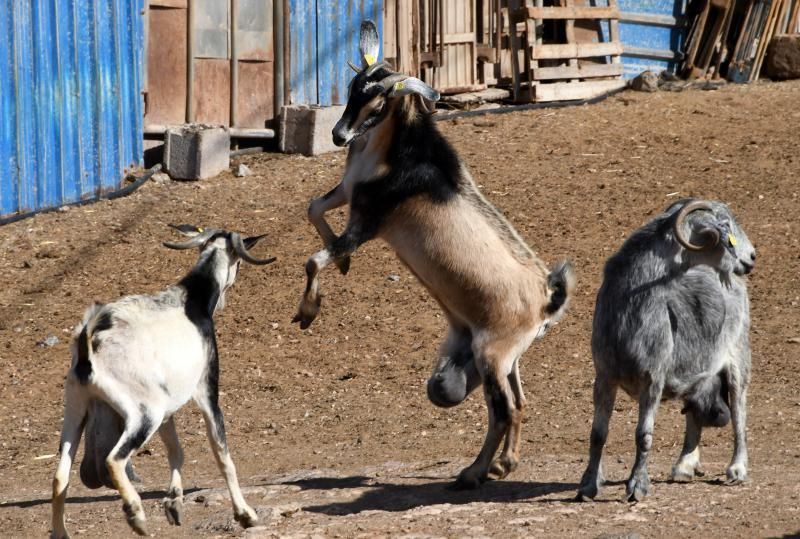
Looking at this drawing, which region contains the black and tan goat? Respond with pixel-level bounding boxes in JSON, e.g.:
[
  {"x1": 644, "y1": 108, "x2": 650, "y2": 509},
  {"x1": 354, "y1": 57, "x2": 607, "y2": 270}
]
[
  {"x1": 293, "y1": 20, "x2": 576, "y2": 489},
  {"x1": 51, "y1": 226, "x2": 275, "y2": 538}
]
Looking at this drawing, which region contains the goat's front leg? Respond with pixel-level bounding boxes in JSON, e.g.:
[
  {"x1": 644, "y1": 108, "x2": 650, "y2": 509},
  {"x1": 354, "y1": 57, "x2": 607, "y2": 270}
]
[
  {"x1": 726, "y1": 364, "x2": 749, "y2": 484},
  {"x1": 159, "y1": 417, "x2": 185, "y2": 526},
  {"x1": 194, "y1": 385, "x2": 258, "y2": 529},
  {"x1": 308, "y1": 183, "x2": 351, "y2": 275},
  {"x1": 293, "y1": 221, "x2": 370, "y2": 329}
]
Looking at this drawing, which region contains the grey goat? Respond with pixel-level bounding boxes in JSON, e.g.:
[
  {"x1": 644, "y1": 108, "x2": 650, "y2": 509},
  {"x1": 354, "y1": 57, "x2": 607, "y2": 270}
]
[{"x1": 577, "y1": 199, "x2": 756, "y2": 502}]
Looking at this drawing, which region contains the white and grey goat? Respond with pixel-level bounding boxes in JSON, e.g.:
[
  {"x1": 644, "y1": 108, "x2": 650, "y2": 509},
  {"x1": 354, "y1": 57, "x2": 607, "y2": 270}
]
[
  {"x1": 293, "y1": 20, "x2": 576, "y2": 489},
  {"x1": 577, "y1": 199, "x2": 756, "y2": 502},
  {"x1": 51, "y1": 225, "x2": 275, "y2": 538}
]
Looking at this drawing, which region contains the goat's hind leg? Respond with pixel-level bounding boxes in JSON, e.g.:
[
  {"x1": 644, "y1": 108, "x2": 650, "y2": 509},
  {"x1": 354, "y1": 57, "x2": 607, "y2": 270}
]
[
  {"x1": 455, "y1": 340, "x2": 517, "y2": 489},
  {"x1": 195, "y1": 392, "x2": 258, "y2": 528},
  {"x1": 159, "y1": 417, "x2": 185, "y2": 525},
  {"x1": 626, "y1": 381, "x2": 663, "y2": 502},
  {"x1": 490, "y1": 356, "x2": 526, "y2": 480},
  {"x1": 671, "y1": 411, "x2": 704, "y2": 482},
  {"x1": 51, "y1": 379, "x2": 88, "y2": 539},
  {"x1": 577, "y1": 375, "x2": 617, "y2": 501},
  {"x1": 106, "y1": 408, "x2": 161, "y2": 536}
]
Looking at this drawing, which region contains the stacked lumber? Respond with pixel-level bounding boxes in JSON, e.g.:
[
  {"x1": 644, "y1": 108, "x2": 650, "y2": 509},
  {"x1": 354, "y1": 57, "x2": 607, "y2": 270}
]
[
  {"x1": 507, "y1": 1, "x2": 626, "y2": 102},
  {"x1": 681, "y1": 0, "x2": 800, "y2": 82}
]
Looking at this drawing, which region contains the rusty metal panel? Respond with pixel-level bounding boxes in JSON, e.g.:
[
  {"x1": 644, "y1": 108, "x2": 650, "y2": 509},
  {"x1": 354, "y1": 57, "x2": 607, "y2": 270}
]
[
  {"x1": 195, "y1": 0, "x2": 229, "y2": 59},
  {"x1": 145, "y1": 6, "x2": 187, "y2": 125},
  {"x1": 0, "y1": 0, "x2": 144, "y2": 219},
  {"x1": 237, "y1": 61, "x2": 274, "y2": 127},
  {"x1": 150, "y1": 0, "x2": 187, "y2": 7},
  {"x1": 193, "y1": 58, "x2": 231, "y2": 124},
  {"x1": 238, "y1": 0, "x2": 274, "y2": 61}
]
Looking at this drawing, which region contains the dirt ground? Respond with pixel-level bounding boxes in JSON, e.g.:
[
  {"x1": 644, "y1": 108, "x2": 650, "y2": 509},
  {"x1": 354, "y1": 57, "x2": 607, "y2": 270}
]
[{"x1": 1, "y1": 79, "x2": 799, "y2": 539}]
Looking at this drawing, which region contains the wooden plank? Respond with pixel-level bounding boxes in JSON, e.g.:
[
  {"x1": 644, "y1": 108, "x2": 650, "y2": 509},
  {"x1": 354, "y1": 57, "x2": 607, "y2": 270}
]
[
  {"x1": 513, "y1": 6, "x2": 619, "y2": 21},
  {"x1": 607, "y1": 0, "x2": 621, "y2": 65},
  {"x1": 752, "y1": 0, "x2": 785, "y2": 80},
  {"x1": 565, "y1": 0, "x2": 580, "y2": 80},
  {"x1": 531, "y1": 42, "x2": 623, "y2": 59},
  {"x1": 532, "y1": 79, "x2": 626, "y2": 101},
  {"x1": 531, "y1": 62, "x2": 623, "y2": 80},
  {"x1": 442, "y1": 32, "x2": 475, "y2": 44}
]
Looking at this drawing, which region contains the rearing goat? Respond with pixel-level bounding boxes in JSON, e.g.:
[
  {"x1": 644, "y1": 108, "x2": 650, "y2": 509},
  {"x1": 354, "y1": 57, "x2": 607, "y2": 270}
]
[
  {"x1": 51, "y1": 225, "x2": 275, "y2": 538},
  {"x1": 294, "y1": 20, "x2": 575, "y2": 489}
]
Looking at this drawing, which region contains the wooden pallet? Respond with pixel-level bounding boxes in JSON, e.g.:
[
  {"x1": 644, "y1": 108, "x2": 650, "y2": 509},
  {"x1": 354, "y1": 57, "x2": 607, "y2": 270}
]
[{"x1": 508, "y1": 1, "x2": 625, "y2": 103}]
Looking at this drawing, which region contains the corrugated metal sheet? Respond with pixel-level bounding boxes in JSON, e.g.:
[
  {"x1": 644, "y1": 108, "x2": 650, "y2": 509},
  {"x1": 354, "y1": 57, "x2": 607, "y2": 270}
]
[
  {"x1": 0, "y1": 0, "x2": 144, "y2": 219},
  {"x1": 612, "y1": 0, "x2": 688, "y2": 78},
  {"x1": 289, "y1": 0, "x2": 383, "y2": 106}
]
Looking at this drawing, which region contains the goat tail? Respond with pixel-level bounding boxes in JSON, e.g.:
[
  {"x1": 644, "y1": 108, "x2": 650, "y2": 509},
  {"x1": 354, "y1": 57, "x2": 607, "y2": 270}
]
[{"x1": 544, "y1": 259, "x2": 576, "y2": 323}]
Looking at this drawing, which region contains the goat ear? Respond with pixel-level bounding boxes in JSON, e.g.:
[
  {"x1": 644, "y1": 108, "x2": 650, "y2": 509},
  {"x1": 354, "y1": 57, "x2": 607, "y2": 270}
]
[
  {"x1": 168, "y1": 223, "x2": 204, "y2": 237},
  {"x1": 243, "y1": 233, "x2": 267, "y2": 250},
  {"x1": 359, "y1": 20, "x2": 380, "y2": 67},
  {"x1": 387, "y1": 77, "x2": 441, "y2": 102}
]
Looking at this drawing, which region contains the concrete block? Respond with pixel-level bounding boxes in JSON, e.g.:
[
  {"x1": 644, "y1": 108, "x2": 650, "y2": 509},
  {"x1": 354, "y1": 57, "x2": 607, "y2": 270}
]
[
  {"x1": 163, "y1": 124, "x2": 230, "y2": 180},
  {"x1": 766, "y1": 34, "x2": 800, "y2": 81},
  {"x1": 279, "y1": 105, "x2": 345, "y2": 156}
]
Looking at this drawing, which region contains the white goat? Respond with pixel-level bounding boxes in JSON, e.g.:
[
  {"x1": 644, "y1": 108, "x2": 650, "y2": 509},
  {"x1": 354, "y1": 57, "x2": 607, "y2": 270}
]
[
  {"x1": 293, "y1": 21, "x2": 576, "y2": 489},
  {"x1": 51, "y1": 225, "x2": 275, "y2": 538}
]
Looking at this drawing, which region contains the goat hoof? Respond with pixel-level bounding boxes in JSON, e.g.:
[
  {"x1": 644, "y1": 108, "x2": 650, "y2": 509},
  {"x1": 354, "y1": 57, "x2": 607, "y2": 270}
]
[
  {"x1": 123, "y1": 501, "x2": 148, "y2": 536},
  {"x1": 49, "y1": 531, "x2": 71, "y2": 539},
  {"x1": 625, "y1": 474, "x2": 651, "y2": 502},
  {"x1": 163, "y1": 496, "x2": 184, "y2": 526},
  {"x1": 293, "y1": 297, "x2": 321, "y2": 329},
  {"x1": 488, "y1": 457, "x2": 517, "y2": 480},
  {"x1": 451, "y1": 469, "x2": 484, "y2": 490},
  {"x1": 725, "y1": 463, "x2": 747, "y2": 485},
  {"x1": 335, "y1": 256, "x2": 351, "y2": 275},
  {"x1": 234, "y1": 506, "x2": 259, "y2": 528}
]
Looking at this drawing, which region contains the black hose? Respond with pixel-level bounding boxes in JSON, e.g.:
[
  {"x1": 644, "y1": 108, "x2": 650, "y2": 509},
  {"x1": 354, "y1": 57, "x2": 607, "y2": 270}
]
[{"x1": 0, "y1": 163, "x2": 163, "y2": 227}]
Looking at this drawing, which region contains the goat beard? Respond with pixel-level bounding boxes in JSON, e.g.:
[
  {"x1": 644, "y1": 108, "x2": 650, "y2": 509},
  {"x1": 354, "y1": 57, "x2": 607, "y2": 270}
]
[{"x1": 79, "y1": 400, "x2": 140, "y2": 489}]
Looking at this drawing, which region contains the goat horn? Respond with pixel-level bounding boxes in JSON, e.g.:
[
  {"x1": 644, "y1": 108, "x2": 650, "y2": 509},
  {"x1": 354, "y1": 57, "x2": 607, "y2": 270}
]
[
  {"x1": 230, "y1": 233, "x2": 276, "y2": 265},
  {"x1": 347, "y1": 60, "x2": 361, "y2": 73},
  {"x1": 365, "y1": 60, "x2": 389, "y2": 77},
  {"x1": 163, "y1": 228, "x2": 216, "y2": 250},
  {"x1": 673, "y1": 201, "x2": 720, "y2": 251},
  {"x1": 379, "y1": 73, "x2": 409, "y2": 91}
]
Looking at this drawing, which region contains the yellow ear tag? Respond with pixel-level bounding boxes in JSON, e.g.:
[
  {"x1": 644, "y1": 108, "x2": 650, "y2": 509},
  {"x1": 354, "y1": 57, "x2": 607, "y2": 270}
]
[
  {"x1": 197, "y1": 227, "x2": 204, "y2": 233},
  {"x1": 728, "y1": 233, "x2": 737, "y2": 247},
  {"x1": 364, "y1": 53, "x2": 376, "y2": 66},
  {"x1": 394, "y1": 81, "x2": 405, "y2": 91}
]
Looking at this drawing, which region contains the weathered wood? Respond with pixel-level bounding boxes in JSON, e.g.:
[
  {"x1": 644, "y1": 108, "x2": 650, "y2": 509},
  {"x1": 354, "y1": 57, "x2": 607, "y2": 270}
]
[
  {"x1": 531, "y1": 42, "x2": 623, "y2": 59},
  {"x1": 532, "y1": 62, "x2": 623, "y2": 80},
  {"x1": 532, "y1": 79, "x2": 626, "y2": 101},
  {"x1": 512, "y1": 5, "x2": 619, "y2": 21}
]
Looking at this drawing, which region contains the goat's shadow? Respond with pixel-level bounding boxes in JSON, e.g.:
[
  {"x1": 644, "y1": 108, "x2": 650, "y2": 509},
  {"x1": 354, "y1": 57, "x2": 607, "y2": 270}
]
[
  {"x1": 2, "y1": 487, "x2": 203, "y2": 510},
  {"x1": 267, "y1": 475, "x2": 578, "y2": 516}
]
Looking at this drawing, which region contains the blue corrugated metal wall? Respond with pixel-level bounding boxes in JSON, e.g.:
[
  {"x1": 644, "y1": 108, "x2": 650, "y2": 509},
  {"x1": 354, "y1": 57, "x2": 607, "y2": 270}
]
[
  {"x1": 614, "y1": 0, "x2": 689, "y2": 78},
  {"x1": 0, "y1": 0, "x2": 144, "y2": 219},
  {"x1": 289, "y1": 0, "x2": 383, "y2": 106}
]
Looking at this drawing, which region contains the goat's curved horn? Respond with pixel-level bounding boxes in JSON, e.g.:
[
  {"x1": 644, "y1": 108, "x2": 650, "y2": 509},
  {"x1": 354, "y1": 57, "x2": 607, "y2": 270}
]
[
  {"x1": 347, "y1": 60, "x2": 361, "y2": 73},
  {"x1": 230, "y1": 233, "x2": 277, "y2": 265},
  {"x1": 163, "y1": 228, "x2": 216, "y2": 250},
  {"x1": 673, "y1": 201, "x2": 720, "y2": 251},
  {"x1": 379, "y1": 73, "x2": 409, "y2": 91},
  {"x1": 365, "y1": 60, "x2": 389, "y2": 77}
]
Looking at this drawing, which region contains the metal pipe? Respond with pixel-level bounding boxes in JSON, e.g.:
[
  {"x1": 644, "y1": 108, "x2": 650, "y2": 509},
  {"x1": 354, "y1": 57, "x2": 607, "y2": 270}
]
[
  {"x1": 274, "y1": 0, "x2": 285, "y2": 114},
  {"x1": 230, "y1": 0, "x2": 238, "y2": 127},
  {"x1": 186, "y1": 0, "x2": 195, "y2": 122},
  {"x1": 143, "y1": 125, "x2": 276, "y2": 138}
]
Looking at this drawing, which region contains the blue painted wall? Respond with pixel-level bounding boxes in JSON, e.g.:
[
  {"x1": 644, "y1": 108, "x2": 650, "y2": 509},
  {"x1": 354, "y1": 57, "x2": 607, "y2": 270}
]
[
  {"x1": 614, "y1": 0, "x2": 689, "y2": 78},
  {"x1": 0, "y1": 0, "x2": 144, "y2": 219},
  {"x1": 289, "y1": 0, "x2": 383, "y2": 106}
]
